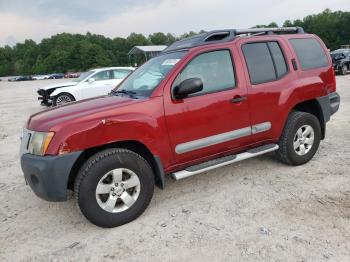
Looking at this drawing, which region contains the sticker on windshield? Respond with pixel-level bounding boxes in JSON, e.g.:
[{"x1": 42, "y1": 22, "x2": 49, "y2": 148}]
[{"x1": 162, "y1": 59, "x2": 180, "y2": 66}]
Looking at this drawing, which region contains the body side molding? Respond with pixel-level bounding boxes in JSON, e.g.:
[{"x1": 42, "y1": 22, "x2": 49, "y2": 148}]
[{"x1": 175, "y1": 122, "x2": 271, "y2": 154}]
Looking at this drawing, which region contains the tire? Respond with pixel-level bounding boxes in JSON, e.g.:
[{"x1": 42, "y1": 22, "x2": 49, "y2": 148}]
[
  {"x1": 74, "y1": 148, "x2": 155, "y2": 228},
  {"x1": 276, "y1": 111, "x2": 321, "y2": 166},
  {"x1": 53, "y1": 93, "x2": 75, "y2": 106},
  {"x1": 340, "y1": 64, "x2": 348, "y2": 75}
]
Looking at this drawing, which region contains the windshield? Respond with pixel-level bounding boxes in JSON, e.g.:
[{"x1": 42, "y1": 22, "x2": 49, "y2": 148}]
[
  {"x1": 72, "y1": 70, "x2": 95, "y2": 82},
  {"x1": 113, "y1": 51, "x2": 187, "y2": 97}
]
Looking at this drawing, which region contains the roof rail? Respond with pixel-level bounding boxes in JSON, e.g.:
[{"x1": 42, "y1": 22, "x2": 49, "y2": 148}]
[
  {"x1": 235, "y1": 27, "x2": 304, "y2": 35},
  {"x1": 162, "y1": 27, "x2": 304, "y2": 53}
]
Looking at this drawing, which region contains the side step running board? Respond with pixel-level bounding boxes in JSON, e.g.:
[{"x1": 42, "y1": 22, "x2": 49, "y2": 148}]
[{"x1": 171, "y1": 144, "x2": 279, "y2": 180}]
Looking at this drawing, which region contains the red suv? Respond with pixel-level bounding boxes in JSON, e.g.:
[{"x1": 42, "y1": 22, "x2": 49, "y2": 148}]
[{"x1": 20, "y1": 27, "x2": 340, "y2": 227}]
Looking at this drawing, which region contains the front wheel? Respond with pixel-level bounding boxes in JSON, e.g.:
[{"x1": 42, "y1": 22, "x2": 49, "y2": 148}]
[
  {"x1": 53, "y1": 93, "x2": 75, "y2": 106},
  {"x1": 276, "y1": 111, "x2": 321, "y2": 166},
  {"x1": 74, "y1": 148, "x2": 154, "y2": 228}
]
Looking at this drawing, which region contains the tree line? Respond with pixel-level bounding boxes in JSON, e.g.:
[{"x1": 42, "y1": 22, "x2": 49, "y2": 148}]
[{"x1": 0, "y1": 9, "x2": 349, "y2": 76}]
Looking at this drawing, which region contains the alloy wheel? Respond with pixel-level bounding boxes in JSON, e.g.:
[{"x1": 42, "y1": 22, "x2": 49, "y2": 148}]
[
  {"x1": 293, "y1": 124, "x2": 315, "y2": 156},
  {"x1": 55, "y1": 95, "x2": 73, "y2": 106},
  {"x1": 95, "y1": 168, "x2": 141, "y2": 213}
]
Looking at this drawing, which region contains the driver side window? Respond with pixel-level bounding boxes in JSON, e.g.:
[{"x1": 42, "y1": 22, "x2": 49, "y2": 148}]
[
  {"x1": 93, "y1": 70, "x2": 111, "y2": 81},
  {"x1": 173, "y1": 50, "x2": 236, "y2": 96}
]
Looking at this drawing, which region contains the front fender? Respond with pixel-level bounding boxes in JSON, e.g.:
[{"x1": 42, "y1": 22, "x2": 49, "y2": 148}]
[
  {"x1": 46, "y1": 97, "x2": 173, "y2": 168},
  {"x1": 50, "y1": 86, "x2": 75, "y2": 98}
]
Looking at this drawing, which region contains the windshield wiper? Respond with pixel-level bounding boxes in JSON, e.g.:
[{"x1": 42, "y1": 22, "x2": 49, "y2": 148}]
[{"x1": 110, "y1": 89, "x2": 137, "y2": 98}]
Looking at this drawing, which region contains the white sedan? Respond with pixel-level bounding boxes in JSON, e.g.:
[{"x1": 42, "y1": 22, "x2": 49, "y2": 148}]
[{"x1": 37, "y1": 67, "x2": 134, "y2": 106}]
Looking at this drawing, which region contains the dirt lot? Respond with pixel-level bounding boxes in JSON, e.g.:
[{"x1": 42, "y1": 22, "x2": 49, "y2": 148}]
[{"x1": 0, "y1": 76, "x2": 349, "y2": 262}]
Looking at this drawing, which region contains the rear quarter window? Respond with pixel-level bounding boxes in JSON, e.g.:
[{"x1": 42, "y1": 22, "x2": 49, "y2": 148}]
[{"x1": 289, "y1": 38, "x2": 329, "y2": 70}]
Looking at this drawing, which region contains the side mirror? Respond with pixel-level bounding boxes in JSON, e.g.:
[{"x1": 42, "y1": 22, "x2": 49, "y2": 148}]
[
  {"x1": 173, "y1": 78, "x2": 203, "y2": 99},
  {"x1": 88, "y1": 77, "x2": 95, "y2": 83}
]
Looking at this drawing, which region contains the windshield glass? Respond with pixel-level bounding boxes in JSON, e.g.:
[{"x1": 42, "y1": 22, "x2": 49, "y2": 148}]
[
  {"x1": 73, "y1": 70, "x2": 95, "y2": 82},
  {"x1": 114, "y1": 51, "x2": 187, "y2": 97}
]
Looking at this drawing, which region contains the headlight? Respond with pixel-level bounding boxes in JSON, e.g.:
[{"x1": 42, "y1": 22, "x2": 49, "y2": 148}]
[{"x1": 28, "y1": 131, "x2": 54, "y2": 156}]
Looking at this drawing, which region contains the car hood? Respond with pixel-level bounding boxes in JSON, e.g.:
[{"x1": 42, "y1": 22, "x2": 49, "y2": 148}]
[
  {"x1": 28, "y1": 95, "x2": 140, "y2": 131},
  {"x1": 39, "y1": 81, "x2": 78, "y2": 91}
]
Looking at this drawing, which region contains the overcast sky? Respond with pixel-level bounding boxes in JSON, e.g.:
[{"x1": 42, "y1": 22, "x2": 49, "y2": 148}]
[{"x1": 0, "y1": 0, "x2": 349, "y2": 46}]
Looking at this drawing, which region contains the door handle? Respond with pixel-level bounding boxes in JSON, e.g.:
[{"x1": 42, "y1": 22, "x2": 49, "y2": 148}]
[{"x1": 230, "y1": 96, "x2": 247, "y2": 103}]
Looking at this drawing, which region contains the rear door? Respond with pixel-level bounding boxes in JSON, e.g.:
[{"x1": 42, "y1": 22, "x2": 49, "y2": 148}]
[
  {"x1": 237, "y1": 38, "x2": 296, "y2": 142},
  {"x1": 164, "y1": 47, "x2": 251, "y2": 164}
]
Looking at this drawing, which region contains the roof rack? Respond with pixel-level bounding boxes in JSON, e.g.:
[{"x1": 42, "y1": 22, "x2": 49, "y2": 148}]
[
  {"x1": 235, "y1": 27, "x2": 304, "y2": 35},
  {"x1": 162, "y1": 27, "x2": 304, "y2": 52}
]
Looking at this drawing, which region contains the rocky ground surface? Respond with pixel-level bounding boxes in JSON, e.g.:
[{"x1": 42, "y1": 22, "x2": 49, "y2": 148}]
[{"x1": 0, "y1": 76, "x2": 349, "y2": 261}]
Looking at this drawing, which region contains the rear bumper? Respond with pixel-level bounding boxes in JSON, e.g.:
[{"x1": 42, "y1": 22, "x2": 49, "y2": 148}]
[
  {"x1": 317, "y1": 92, "x2": 340, "y2": 123},
  {"x1": 21, "y1": 151, "x2": 82, "y2": 202},
  {"x1": 328, "y1": 92, "x2": 340, "y2": 115}
]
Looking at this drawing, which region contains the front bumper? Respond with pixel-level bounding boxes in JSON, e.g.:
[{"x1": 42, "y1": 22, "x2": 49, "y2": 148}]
[
  {"x1": 21, "y1": 151, "x2": 82, "y2": 201},
  {"x1": 37, "y1": 89, "x2": 53, "y2": 106}
]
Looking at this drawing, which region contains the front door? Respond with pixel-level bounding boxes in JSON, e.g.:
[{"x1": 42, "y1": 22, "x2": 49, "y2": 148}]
[
  {"x1": 164, "y1": 48, "x2": 251, "y2": 164},
  {"x1": 79, "y1": 70, "x2": 114, "y2": 99}
]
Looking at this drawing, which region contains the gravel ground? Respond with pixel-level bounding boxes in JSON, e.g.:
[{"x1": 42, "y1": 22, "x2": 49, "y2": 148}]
[{"x1": 0, "y1": 76, "x2": 349, "y2": 262}]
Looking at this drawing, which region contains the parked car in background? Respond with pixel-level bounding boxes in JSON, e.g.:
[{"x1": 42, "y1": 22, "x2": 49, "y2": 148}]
[
  {"x1": 331, "y1": 49, "x2": 350, "y2": 75},
  {"x1": 48, "y1": 73, "x2": 65, "y2": 79},
  {"x1": 22, "y1": 27, "x2": 339, "y2": 228},
  {"x1": 64, "y1": 72, "x2": 80, "y2": 78},
  {"x1": 8, "y1": 76, "x2": 18, "y2": 81},
  {"x1": 32, "y1": 75, "x2": 49, "y2": 80},
  {"x1": 8, "y1": 75, "x2": 33, "y2": 81},
  {"x1": 38, "y1": 67, "x2": 135, "y2": 106}
]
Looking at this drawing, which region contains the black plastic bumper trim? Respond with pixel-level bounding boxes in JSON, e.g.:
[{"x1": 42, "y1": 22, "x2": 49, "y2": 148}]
[
  {"x1": 21, "y1": 151, "x2": 82, "y2": 202},
  {"x1": 154, "y1": 156, "x2": 165, "y2": 189},
  {"x1": 316, "y1": 92, "x2": 340, "y2": 123}
]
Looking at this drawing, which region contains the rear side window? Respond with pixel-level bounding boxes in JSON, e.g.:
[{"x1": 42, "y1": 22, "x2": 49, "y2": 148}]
[
  {"x1": 242, "y1": 41, "x2": 288, "y2": 84},
  {"x1": 268, "y1": 42, "x2": 288, "y2": 77},
  {"x1": 289, "y1": 38, "x2": 329, "y2": 70}
]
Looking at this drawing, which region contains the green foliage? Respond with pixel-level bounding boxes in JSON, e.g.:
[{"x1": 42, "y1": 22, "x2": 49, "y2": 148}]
[
  {"x1": 149, "y1": 32, "x2": 172, "y2": 45},
  {"x1": 0, "y1": 9, "x2": 349, "y2": 76},
  {"x1": 282, "y1": 9, "x2": 350, "y2": 50},
  {"x1": 254, "y1": 22, "x2": 279, "y2": 28}
]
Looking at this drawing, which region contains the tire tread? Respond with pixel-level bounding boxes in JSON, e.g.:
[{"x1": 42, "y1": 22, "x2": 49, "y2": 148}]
[
  {"x1": 276, "y1": 111, "x2": 320, "y2": 165},
  {"x1": 74, "y1": 148, "x2": 154, "y2": 227}
]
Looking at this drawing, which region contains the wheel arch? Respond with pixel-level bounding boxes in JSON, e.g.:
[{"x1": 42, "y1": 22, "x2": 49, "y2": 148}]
[
  {"x1": 67, "y1": 140, "x2": 165, "y2": 191},
  {"x1": 291, "y1": 98, "x2": 326, "y2": 139},
  {"x1": 50, "y1": 86, "x2": 77, "y2": 99},
  {"x1": 53, "y1": 91, "x2": 76, "y2": 100}
]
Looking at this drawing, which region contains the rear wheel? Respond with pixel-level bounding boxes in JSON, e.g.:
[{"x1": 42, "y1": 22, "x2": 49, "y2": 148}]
[
  {"x1": 74, "y1": 148, "x2": 154, "y2": 228},
  {"x1": 276, "y1": 111, "x2": 321, "y2": 165},
  {"x1": 53, "y1": 93, "x2": 75, "y2": 106}
]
